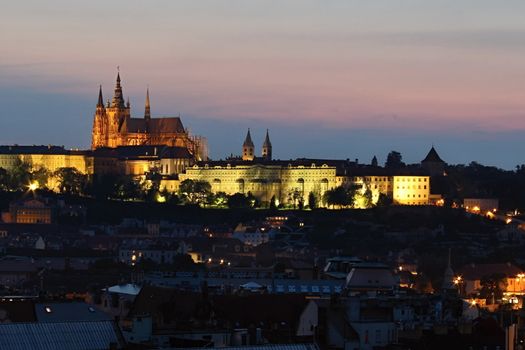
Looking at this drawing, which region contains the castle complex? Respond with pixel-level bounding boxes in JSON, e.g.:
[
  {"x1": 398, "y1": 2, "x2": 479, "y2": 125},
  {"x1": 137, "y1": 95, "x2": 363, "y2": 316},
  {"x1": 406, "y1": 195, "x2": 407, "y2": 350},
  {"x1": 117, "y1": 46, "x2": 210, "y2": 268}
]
[{"x1": 0, "y1": 72, "x2": 442, "y2": 207}]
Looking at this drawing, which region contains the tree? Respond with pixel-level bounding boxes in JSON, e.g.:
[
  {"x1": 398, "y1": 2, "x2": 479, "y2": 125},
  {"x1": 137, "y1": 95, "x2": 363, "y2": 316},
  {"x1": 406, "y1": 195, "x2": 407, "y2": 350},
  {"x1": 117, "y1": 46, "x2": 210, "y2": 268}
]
[
  {"x1": 376, "y1": 193, "x2": 393, "y2": 207},
  {"x1": 179, "y1": 179, "x2": 212, "y2": 205},
  {"x1": 8, "y1": 158, "x2": 31, "y2": 190},
  {"x1": 30, "y1": 167, "x2": 50, "y2": 189},
  {"x1": 308, "y1": 191, "x2": 318, "y2": 209},
  {"x1": 269, "y1": 195, "x2": 277, "y2": 210},
  {"x1": 323, "y1": 185, "x2": 354, "y2": 208},
  {"x1": 114, "y1": 176, "x2": 142, "y2": 200},
  {"x1": 246, "y1": 191, "x2": 260, "y2": 208},
  {"x1": 0, "y1": 168, "x2": 10, "y2": 191},
  {"x1": 385, "y1": 151, "x2": 405, "y2": 168},
  {"x1": 53, "y1": 167, "x2": 87, "y2": 195},
  {"x1": 227, "y1": 192, "x2": 251, "y2": 208},
  {"x1": 363, "y1": 187, "x2": 373, "y2": 208},
  {"x1": 213, "y1": 191, "x2": 228, "y2": 207}
]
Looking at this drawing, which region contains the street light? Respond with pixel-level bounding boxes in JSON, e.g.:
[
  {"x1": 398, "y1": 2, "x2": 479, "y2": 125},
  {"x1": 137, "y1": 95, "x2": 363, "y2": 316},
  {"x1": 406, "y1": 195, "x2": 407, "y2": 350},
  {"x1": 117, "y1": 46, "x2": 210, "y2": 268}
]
[{"x1": 28, "y1": 181, "x2": 39, "y2": 191}]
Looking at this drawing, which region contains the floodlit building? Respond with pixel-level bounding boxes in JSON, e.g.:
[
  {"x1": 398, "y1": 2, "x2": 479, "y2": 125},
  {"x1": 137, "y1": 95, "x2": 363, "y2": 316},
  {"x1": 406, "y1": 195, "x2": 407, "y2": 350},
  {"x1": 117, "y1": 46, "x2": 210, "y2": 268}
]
[{"x1": 91, "y1": 73, "x2": 207, "y2": 161}]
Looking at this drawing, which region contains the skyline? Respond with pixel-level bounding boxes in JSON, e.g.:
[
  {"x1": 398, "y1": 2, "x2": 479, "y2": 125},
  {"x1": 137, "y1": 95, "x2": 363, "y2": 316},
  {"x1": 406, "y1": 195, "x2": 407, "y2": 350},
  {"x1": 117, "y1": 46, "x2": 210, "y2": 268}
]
[{"x1": 1, "y1": 1, "x2": 525, "y2": 169}]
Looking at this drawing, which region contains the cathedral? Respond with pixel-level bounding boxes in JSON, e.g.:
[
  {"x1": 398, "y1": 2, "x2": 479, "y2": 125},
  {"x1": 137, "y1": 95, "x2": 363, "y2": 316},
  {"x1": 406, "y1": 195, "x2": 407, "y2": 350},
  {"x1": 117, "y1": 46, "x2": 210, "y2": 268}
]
[{"x1": 91, "y1": 73, "x2": 207, "y2": 160}]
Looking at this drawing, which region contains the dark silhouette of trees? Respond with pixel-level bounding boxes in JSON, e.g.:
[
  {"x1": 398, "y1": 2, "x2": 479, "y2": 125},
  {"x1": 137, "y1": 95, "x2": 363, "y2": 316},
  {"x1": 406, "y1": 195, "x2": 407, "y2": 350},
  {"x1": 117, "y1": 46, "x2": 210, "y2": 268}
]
[
  {"x1": 179, "y1": 179, "x2": 212, "y2": 205},
  {"x1": 53, "y1": 167, "x2": 88, "y2": 195},
  {"x1": 308, "y1": 191, "x2": 318, "y2": 209},
  {"x1": 385, "y1": 151, "x2": 405, "y2": 168}
]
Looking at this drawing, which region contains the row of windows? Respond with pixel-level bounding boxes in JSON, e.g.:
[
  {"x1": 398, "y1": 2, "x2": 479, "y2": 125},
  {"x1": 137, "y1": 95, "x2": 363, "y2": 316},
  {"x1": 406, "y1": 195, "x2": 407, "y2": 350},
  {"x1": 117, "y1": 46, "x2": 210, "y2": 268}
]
[{"x1": 396, "y1": 177, "x2": 428, "y2": 182}]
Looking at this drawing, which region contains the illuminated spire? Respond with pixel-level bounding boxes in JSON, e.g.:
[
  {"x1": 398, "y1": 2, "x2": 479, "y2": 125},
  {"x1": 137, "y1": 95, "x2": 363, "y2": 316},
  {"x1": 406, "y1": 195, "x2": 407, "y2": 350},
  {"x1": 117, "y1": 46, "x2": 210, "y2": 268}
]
[
  {"x1": 96, "y1": 85, "x2": 104, "y2": 108},
  {"x1": 112, "y1": 70, "x2": 125, "y2": 109},
  {"x1": 144, "y1": 88, "x2": 151, "y2": 120}
]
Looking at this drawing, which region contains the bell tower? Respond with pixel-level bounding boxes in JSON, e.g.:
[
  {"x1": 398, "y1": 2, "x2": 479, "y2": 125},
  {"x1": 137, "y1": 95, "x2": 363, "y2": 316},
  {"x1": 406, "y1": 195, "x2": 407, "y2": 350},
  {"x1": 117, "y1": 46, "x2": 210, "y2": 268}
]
[{"x1": 242, "y1": 129, "x2": 255, "y2": 161}]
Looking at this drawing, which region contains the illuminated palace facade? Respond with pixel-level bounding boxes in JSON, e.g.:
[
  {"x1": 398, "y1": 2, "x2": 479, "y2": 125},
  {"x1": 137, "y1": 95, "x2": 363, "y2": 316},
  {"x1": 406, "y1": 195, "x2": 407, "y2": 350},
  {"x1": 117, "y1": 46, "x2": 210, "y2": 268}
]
[{"x1": 176, "y1": 130, "x2": 432, "y2": 207}]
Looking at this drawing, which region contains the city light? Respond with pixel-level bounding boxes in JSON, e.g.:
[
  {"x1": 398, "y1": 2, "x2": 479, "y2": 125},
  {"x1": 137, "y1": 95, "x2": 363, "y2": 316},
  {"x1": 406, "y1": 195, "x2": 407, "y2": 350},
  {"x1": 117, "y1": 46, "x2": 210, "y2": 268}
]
[{"x1": 28, "y1": 182, "x2": 39, "y2": 191}]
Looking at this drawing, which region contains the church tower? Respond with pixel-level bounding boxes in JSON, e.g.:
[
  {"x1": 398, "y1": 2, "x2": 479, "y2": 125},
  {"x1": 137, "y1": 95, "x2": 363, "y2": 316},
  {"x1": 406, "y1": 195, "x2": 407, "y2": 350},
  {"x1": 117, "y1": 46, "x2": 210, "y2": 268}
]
[
  {"x1": 104, "y1": 71, "x2": 131, "y2": 147},
  {"x1": 242, "y1": 129, "x2": 255, "y2": 161},
  {"x1": 262, "y1": 129, "x2": 272, "y2": 161},
  {"x1": 91, "y1": 86, "x2": 107, "y2": 150}
]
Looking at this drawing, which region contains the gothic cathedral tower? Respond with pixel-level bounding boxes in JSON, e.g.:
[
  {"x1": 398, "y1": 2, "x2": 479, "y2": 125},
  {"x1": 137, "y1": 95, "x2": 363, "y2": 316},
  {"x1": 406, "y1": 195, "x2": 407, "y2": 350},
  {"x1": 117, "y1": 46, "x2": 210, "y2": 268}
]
[
  {"x1": 91, "y1": 72, "x2": 131, "y2": 149},
  {"x1": 242, "y1": 129, "x2": 255, "y2": 161}
]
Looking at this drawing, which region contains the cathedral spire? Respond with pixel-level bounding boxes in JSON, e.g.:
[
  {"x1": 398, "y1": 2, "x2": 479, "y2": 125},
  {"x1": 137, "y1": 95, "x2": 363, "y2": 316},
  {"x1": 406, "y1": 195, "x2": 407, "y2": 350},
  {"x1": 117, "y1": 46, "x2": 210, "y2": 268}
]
[
  {"x1": 262, "y1": 129, "x2": 272, "y2": 161},
  {"x1": 144, "y1": 88, "x2": 151, "y2": 120},
  {"x1": 112, "y1": 70, "x2": 125, "y2": 109},
  {"x1": 96, "y1": 85, "x2": 104, "y2": 108}
]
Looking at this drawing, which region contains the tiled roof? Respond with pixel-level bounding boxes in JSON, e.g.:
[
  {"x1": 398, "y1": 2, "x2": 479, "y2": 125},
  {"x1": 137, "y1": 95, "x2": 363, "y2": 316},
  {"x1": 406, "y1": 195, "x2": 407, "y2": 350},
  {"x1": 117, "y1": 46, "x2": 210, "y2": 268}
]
[
  {"x1": 175, "y1": 345, "x2": 319, "y2": 350},
  {"x1": 0, "y1": 145, "x2": 88, "y2": 155},
  {"x1": 0, "y1": 320, "x2": 124, "y2": 350},
  {"x1": 126, "y1": 117, "x2": 185, "y2": 134},
  {"x1": 35, "y1": 302, "x2": 112, "y2": 323},
  {"x1": 421, "y1": 146, "x2": 445, "y2": 163}
]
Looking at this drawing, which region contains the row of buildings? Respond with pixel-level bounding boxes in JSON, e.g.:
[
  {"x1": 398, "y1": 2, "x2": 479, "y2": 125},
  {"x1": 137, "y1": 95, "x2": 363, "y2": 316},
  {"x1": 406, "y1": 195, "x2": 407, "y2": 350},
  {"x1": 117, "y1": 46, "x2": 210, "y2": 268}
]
[{"x1": 0, "y1": 73, "x2": 446, "y2": 207}]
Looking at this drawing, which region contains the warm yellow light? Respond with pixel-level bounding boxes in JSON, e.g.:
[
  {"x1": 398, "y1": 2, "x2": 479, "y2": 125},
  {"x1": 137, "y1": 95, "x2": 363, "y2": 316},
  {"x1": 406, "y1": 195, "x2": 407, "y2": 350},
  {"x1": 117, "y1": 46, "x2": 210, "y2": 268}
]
[
  {"x1": 220, "y1": 259, "x2": 224, "y2": 264},
  {"x1": 470, "y1": 299, "x2": 477, "y2": 306},
  {"x1": 29, "y1": 182, "x2": 39, "y2": 191},
  {"x1": 156, "y1": 194, "x2": 166, "y2": 203},
  {"x1": 506, "y1": 218, "x2": 512, "y2": 224},
  {"x1": 131, "y1": 254, "x2": 137, "y2": 261},
  {"x1": 208, "y1": 258, "x2": 212, "y2": 263}
]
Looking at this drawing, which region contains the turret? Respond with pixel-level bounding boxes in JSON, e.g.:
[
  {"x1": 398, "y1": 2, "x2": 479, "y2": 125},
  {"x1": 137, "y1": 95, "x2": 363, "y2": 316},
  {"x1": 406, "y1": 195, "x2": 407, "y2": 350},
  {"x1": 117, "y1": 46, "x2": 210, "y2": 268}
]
[
  {"x1": 144, "y1": 88, "x2": 151, "y2": 120},
  {"x1": 262, "y1": 129, "x2": 272, "y2": 161},
  {"x1": 242, "y1": 129, "x2": 255, "y2": 161}
]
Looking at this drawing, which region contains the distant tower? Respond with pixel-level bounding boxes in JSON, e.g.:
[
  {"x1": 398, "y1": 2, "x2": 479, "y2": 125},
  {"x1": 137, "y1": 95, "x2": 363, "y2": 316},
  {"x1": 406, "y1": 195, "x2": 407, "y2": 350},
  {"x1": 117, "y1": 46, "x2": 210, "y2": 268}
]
[
  {"x1": 442, "y1": 248, "x2": 457, "y2": 293},
  {"x1": 371, "y1": 155, "x2": 378, "y2": 167},
  {"x1": 262, "y1": 129, "x2": 272, "y2": 161},
  {"x1": 91, "y1": 85, "x2": 106, "y2": 149},
  {"x1": 421, "y1": 146, "x2": 446, "y2": 176},
  {"x1": 242, "y1": 129, "x2": 255, "y2": 161},
  {"x1": 144, "y1": 88, "x2": 151, "y2": 120}
]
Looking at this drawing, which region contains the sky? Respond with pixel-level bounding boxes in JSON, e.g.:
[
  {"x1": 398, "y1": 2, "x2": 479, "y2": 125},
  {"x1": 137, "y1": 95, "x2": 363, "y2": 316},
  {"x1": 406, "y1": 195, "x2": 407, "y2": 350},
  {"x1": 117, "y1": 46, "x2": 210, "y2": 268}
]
[{"x1": 1, "y1": 1, "x2": 524, "y2": 169}]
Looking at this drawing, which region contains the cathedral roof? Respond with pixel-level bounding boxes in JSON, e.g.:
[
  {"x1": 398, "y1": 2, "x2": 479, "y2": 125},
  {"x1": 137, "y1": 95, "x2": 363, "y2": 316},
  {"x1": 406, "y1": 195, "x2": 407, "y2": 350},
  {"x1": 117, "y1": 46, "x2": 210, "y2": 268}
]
[
  {"x1": 126, "y1": 117, "x2": 185, "y2": 134},
  {"x1": 421, "y1": 146, "x2": 445, "y2": 163}
]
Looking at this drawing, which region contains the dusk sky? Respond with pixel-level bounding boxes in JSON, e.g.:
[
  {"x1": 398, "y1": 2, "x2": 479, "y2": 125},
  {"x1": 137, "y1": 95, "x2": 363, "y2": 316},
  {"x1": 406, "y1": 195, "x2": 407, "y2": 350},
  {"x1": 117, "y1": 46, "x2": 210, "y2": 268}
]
[{"x1": 1, "y1": 1, "x2": 524, "y2": 169}]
